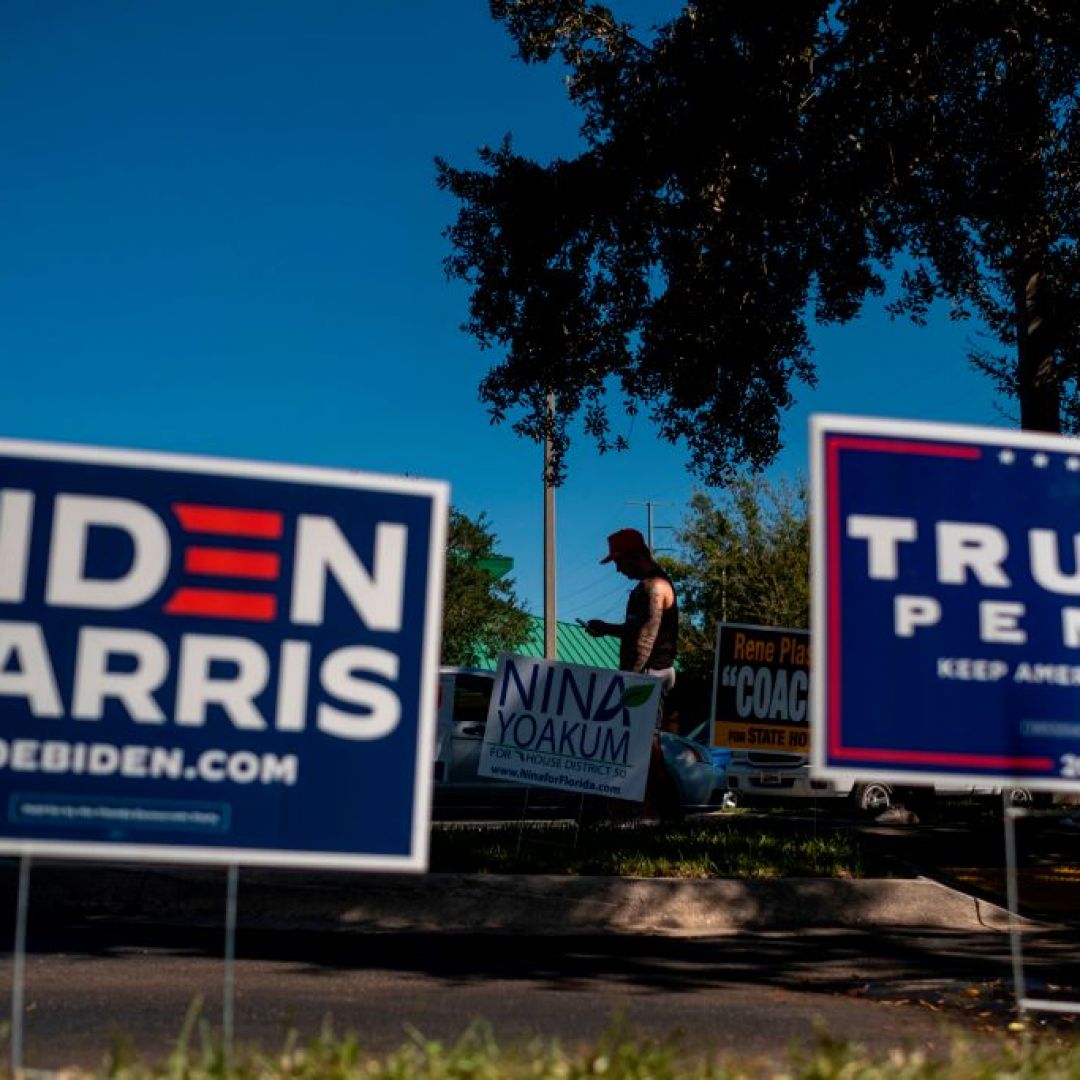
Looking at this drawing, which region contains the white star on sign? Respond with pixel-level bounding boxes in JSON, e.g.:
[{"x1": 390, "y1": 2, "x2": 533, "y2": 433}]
[
  {"x1": 999, "y1": 449, "x2": 1016, "y2": 465},
  {"x1": 1069, "y1": 458, "x2": 1080, "y2": 472},
  {"x1": 1033, "y1": 452, "x2": 1050, "y2": 468}
]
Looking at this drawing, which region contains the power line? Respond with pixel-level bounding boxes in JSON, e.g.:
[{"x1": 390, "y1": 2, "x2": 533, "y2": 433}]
[
  {"x1": 556, "y1": 552, "x2": 608, "y2": 592},
  {"x1": 627, "y1": 499, "x2": 672, "y2": 550},
  {"x1": 592, "y1": 590, "x2": 629, "y2": 621},
  {"x1": 554, "y1": 574, "x2": 611, "y2": 616},
  {"x1": 563, "y1": 580, "x2": 629, "y2": 622}
]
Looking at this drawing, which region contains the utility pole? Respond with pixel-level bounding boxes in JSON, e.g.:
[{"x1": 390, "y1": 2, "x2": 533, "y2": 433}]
[
  {"x1": 627, "y1": 499, "x2": 671, "y2": 551},
  {"x1": 543, "y1": 391, "x2": 557, "y2": 660}
]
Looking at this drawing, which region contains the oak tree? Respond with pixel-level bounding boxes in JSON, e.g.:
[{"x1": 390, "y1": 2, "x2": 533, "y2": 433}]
[
  {"x1": 664, "y1": 476, "x2": 809, "y2": 683},
  {"x1": 442, "y1": 508, "x2": 531, "y2": 666},
  {"x1": 438, "y1": 0, "x2": 1080, "y2": 483}
]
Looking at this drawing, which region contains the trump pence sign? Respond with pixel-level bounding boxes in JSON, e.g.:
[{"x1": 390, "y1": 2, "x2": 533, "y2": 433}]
[
  {"x1": 0, "y1": 439, "x2": 448, "y2": 868},
  {"x1": 812, "y1": 415, "x2": 1080, "y2": 789}
]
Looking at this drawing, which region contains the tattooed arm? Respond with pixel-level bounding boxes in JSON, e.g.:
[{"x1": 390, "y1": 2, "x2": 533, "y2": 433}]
[{"x1": 631, "y1": 577, "x2": 673, "y2": 672}]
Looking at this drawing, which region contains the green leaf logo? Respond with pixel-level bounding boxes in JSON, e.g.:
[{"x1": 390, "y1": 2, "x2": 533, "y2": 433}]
[{"x1": 621, "y1": 683, "x2": 655, "y2": 709}]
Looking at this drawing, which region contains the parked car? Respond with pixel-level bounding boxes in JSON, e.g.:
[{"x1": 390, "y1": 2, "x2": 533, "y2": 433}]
[
  {"x1": 720, "y1": 749, "x2": 1044, "y2": 814},
  {"x1": 722, "y1": 750, "x2": 849, "y2": 805},
  {"x1": 432, "y1": 668, "x2": 722, "y2": 816}
]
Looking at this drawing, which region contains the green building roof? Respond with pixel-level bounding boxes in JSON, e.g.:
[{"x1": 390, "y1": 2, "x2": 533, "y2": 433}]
[{"x1": 476, "y1": 615, "x2": 619, "y2": 671}]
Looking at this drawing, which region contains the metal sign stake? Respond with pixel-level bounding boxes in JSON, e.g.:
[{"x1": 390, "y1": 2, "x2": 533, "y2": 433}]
[
  {"x1": 1004, "y1": 798, "x2": 1079, "y2": 1017},
  {"x1": 223, "y1": 863, "x2": 239, "y2": 1070},
  {"x1": 11, "y1": 854, "x2": 31, "y2": 1078},
  {"x1": 1003, "y1": 794, "x2": 1028, "y2": 1016},
  {"x1": 514, "y1": 787, "x2": 532, "y2": 861}
]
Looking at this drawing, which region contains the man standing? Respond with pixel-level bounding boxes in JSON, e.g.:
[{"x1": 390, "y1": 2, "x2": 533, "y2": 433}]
[
  {"x1": 585, "y1": 528, "x2": 680, "y2": 820},
  {"x1": 585, "y1": 527, "x2": 679, "y2": 695}
]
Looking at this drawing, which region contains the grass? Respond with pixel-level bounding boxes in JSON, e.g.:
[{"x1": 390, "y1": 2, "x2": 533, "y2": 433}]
[
  {"x1": 43, "y1": 1014, "x2": 1080, "y2": 1079},
  {"x1": 427, "y1": 817, "x2": 881, "y2": 879}
]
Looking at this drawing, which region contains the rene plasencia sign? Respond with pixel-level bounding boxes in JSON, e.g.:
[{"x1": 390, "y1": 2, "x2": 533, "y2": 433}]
[
  {"x1": 812, "y1": 414, "x2": 1080, "y2": 789},
  {"x1": 712, "y1": 624, "x2": 810, "y2": 753},
  {"x1": 0, "y1": 438, "x2": 448, "y2": 868},
  {"x1": 479, "y1": 655, "x2": 661, "y2": 802}
]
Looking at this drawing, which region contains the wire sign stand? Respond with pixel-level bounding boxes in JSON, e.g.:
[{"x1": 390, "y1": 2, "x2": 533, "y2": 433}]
[
  {"x1": 8, "y1": 859, "x2": 244, "y2": 1077},
  {"x1": 1002, "y1": 795, "x2": 1079, "y2": 1020},
  {"x1": 10, "y1": 855, "x2": 31, "y2": 1078}
]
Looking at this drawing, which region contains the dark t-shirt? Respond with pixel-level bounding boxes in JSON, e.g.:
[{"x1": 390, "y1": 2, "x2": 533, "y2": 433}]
[{"x1": 619, "y1": 573, "x2": 679, "y2": 671}]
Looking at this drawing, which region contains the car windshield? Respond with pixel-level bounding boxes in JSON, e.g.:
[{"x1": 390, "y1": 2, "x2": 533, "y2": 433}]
[{"x1": 453, "y1": 674, "x2": 493, "y2": 724}]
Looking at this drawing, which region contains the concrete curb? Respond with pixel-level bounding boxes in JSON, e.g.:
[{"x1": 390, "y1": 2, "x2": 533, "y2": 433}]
[
  {"x1": 282, "y1": 874, "x2": 1022, "y2": 935},
  {"x1": 1, "y1": 864, "x2": 1031, "y2": 936}
]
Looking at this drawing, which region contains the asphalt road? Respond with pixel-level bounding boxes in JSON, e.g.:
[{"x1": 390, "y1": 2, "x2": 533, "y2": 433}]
[
  {"x1": 0, "y1": 807, "x2": 1076, "y2": 1072},
  {"x1": 7, "y1": 921, "x2": 1076, "y2": 1072}
]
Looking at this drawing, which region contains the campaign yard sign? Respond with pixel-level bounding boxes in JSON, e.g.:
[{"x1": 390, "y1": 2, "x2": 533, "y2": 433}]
[
  {"x1": 812, "y1": 414, "x2": 1080, "y2": 790},
  {"x1": 711, "y1": 624, "x2": 810, "y2": 752},
  {"x1": 478, "y1": 655, "x2": 661, "y2": 802},
  {"x1": 0, "y1": 438, "x2": 448, "y2": 869}
]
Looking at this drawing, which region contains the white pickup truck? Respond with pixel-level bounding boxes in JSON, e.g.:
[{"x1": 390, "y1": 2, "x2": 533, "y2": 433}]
[{"x1": 722, "y1": 750, "x2": 1041, "y2": 813}]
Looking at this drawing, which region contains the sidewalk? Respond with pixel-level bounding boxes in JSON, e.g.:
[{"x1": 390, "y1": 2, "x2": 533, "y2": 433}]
[
  {"x1": 0, "y1": 859, "x2": 1034, "y2": 936},
  {"x1": 849, "y1": 811, "x2": 1080, "y2": 926},
  {"x1": 2, "y1": 804, "x2": 1075, "y2": 937},
  {"x1": 4, "y1": 857, "x2": 1076, "y2": 1035}
]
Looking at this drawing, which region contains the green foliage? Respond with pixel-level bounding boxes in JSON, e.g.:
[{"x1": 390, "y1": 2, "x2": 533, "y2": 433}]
[
  {"x1": 665, "y1": 475, "x2": 809, "y2": 683},
  {"x1": 439, "y1": 1, "x2": 1080, "y2": 484},
  {"x1": 442, "y1": 509, "x2": 531, "y2": 667}
]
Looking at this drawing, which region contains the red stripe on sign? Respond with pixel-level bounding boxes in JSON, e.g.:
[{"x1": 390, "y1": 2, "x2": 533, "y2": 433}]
[
  {"x1": 164, "y1": 588, "x2": 277, "y2": 621},
  {"x1": 173, "y1": 504, "x2": 283, "y2": 539},
  {"x1": 829, "y1": 745, "x2": 1054, "y2": 771},
  {"x1": 184, "y1": 547, "x2": 281, "y2": 580}
]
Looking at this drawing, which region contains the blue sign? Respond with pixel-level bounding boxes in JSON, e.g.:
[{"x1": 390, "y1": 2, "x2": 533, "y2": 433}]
[
  {"x1": 812, "y1": 415, "x2": 1080, "y2": 789},
  {"x1": 0, "y1": 439, "x2": 448, "y2": 868}
]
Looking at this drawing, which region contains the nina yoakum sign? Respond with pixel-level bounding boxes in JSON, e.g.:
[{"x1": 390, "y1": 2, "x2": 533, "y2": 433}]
[
  {"x1": 812, "y1": 414, "x2": 1080, "y2": 790},
  {"x1": 478, "y1": 656, "x2": 661, "y2": 802}
]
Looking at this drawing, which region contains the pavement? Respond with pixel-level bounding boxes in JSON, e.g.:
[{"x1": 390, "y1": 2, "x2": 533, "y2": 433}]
[
  {"x1": 3, "y1": 854, "x2": 1076, "y2": 1035},
  {"x1": 2, "y1": 807, "x2": 1080, "y2": 941},
  {"x1": 853, "y1": 811, "x2": 1080, "y2": 925},
  {"x1": 0, "y1": 818, "x2": 1076, "y2": 1050},
  {"x1": 0, "y1": 861, "x2": 1029, "y2": 936},
  {"x1": 0, "y1": 807, "x2": 1074, "y2": 937}
]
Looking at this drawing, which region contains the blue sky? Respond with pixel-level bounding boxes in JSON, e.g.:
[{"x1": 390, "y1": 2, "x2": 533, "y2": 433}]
[{"x1": 2, "y1": 2, "x2": 1009, "y2": 623}]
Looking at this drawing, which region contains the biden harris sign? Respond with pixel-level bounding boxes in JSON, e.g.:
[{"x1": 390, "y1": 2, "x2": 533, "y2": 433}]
[
  {"x1": 0, "y1": 439, "x2": 448, "y2": 869},
  {"x1": 812, "y1": 415, "x2": 1080, "y2": 791}
]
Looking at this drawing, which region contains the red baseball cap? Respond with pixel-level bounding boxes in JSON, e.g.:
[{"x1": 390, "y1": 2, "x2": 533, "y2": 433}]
[{"x1": 601, "y1": 528, "x2": 648, "y2": 564}]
